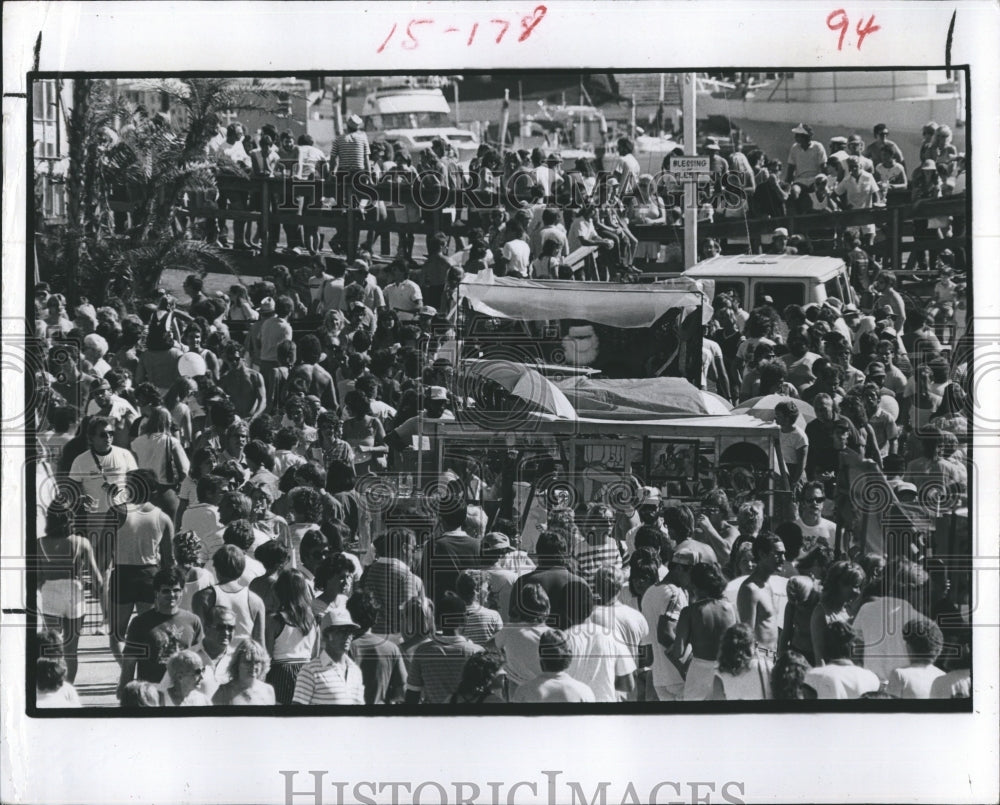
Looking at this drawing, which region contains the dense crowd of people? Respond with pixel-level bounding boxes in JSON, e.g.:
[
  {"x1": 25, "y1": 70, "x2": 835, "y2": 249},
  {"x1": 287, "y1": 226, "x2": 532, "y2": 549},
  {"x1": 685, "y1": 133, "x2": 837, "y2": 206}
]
[
  {"x1": 29, "y1": 111, "x2": 971, "y2": 709},
  {"x1": 139, "y1": 113, "x2": 967, "y2": 278}
]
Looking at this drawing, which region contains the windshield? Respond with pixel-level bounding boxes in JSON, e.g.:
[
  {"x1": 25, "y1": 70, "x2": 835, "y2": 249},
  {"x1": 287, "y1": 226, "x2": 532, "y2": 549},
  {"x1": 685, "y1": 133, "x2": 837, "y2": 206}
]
[{"x1": 369, "y1": 111, "x2": 452, "y2": 130}]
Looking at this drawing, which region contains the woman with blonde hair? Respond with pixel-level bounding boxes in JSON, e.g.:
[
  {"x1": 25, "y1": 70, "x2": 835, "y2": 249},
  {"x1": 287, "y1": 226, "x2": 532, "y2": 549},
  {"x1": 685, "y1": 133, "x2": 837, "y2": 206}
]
[
  {"x1": 160, "y1": 650, "x2": 211, "y2": 706},
  {"x1": 212, "y1": 638, "x2": 276, "y2": 705}
]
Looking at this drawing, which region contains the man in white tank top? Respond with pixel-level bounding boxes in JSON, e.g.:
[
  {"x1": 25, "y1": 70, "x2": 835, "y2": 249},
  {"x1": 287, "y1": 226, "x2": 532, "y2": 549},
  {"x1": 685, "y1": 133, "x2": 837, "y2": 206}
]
[{"x1": 192, "y1": 545, "x2": 266, "y2": 646}]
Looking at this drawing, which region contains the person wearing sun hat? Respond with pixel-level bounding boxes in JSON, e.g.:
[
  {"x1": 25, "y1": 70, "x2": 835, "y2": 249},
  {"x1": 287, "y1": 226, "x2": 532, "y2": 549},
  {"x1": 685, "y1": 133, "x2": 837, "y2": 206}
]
[
  {"x1": 291, "y1": 607, "x2": 365, "y2": 705},
  {"x1": 481, "y1": 531, "x2": 535, "y2": 622},
  {"x1": 622, "y1": 486, "x2": 669, "y2": 559},
  {"x1": 767, "y1": 226, "x2": 790, "y2": 255},
  {"x1": 785, "y1": 123, "x2": 827, "y2": 190},
  {"x1": 329, "y1": 113, "x2": 371, "y2": 255}
]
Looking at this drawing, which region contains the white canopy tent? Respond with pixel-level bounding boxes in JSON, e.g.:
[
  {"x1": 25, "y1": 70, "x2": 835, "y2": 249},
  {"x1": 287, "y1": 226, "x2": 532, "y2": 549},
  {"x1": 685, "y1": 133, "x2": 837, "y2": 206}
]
[{"x1": 459, "y1": 275, "x2": 713, "y2": 327}]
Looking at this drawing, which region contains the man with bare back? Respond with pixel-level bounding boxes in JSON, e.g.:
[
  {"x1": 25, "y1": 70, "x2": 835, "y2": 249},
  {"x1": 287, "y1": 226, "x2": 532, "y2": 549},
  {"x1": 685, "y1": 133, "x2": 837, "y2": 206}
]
[
  {"x1": 737, "y1": 532, "x2": 786, "y2": 668},
  {"x1": 672, "y1": 562, "x2": 737, "y2": 700}
]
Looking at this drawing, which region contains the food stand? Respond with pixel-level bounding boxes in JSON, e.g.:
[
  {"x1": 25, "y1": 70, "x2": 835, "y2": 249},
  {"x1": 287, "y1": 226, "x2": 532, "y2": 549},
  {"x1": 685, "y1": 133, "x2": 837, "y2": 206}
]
[{"x1": 428, "y1": 411, "x2": 791, "y2": 536}]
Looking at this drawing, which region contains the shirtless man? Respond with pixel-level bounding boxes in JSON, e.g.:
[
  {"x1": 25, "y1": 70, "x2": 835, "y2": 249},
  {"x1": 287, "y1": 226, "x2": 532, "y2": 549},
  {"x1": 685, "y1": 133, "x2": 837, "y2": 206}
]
[
  {"x1": 672, "y1": 562, "x2": 737, "y2": 700},
  {"x1": 737, "y1": 532, "x2": 785, "y2": 666},
  {"x1": 288, "y1": 334, "x2": 337, "y2": 410},
  {"x1": 218, "y1": 342, "x2": 266, "y2": 420}
]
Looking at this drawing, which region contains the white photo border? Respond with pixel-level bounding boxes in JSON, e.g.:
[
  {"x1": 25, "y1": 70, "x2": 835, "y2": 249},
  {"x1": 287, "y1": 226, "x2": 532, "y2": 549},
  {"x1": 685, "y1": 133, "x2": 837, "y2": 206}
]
[{"x1": 3, "y1": 2, "x2": 998, "y2": 803}]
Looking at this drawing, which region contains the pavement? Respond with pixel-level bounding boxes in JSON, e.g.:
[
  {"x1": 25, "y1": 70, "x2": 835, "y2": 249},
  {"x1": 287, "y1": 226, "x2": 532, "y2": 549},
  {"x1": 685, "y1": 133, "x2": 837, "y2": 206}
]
[{"x1": 71, "y1": 589, "x2": 124, "y2": 708}]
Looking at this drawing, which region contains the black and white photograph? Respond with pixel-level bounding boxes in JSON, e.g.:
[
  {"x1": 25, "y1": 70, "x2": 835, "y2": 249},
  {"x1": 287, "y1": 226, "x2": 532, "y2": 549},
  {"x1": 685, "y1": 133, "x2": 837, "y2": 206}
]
[{"x1": 3, "y1": 2, "x2": 999, "y2": 804}]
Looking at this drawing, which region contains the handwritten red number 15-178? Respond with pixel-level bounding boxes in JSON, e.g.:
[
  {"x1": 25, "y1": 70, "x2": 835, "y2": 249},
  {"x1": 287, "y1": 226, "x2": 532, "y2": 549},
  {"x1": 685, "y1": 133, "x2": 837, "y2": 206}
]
[
  {"x1": 377, "y1": 6, "x2": 547, "y2": 52},
  {"x1": 827, "y1": 9, "x2": 880, "y2": 50}
]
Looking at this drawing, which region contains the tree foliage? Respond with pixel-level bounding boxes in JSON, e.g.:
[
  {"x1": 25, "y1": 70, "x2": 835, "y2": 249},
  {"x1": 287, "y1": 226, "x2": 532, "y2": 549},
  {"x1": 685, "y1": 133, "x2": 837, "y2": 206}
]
[{"x1": 37, "y1": 77, "x2": 287, "y2": 304}]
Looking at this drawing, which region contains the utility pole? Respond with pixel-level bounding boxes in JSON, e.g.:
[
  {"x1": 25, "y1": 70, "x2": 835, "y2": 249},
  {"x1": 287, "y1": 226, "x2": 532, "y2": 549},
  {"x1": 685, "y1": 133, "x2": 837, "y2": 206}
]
[
  {"x1": 518, "y1": 80, "x2": 524, "y2": 140},
  {"x1": 499, "y1": 88, "x2": 510, "y2": 150},
  {"x1": 683, "y1": 73, "x2": 698, "y2": 269}
]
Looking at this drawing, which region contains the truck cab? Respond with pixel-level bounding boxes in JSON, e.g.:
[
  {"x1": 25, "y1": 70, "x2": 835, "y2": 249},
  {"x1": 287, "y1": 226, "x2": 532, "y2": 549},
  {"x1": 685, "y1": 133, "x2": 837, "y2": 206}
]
[{"x1": 681, "y1": 254, "x2": 857, "y2": 311}]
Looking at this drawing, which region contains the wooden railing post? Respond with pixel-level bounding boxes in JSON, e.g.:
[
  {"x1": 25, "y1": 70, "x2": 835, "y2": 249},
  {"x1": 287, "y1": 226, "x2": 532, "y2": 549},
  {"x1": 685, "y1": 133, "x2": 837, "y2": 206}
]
[
  {"x1": 346, "y1": 204, "x2": 356, "y2": 261},
  {"x1": 259, "y1": 177, "x2": 270, "y2": 256},
  {"x1": 889, "y1": 207, "x2": 901, "y2": 271}
]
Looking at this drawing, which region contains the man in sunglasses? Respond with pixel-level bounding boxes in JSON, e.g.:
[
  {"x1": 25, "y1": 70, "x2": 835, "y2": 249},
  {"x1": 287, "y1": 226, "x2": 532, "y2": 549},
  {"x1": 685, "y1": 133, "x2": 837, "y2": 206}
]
[
  {"x1": 793, "y1": 481, "x2": 836, "y2": 555},
  {"x1": 117, "y1": 567, "x2": 203, "y2": 699},
  {"x1": 69, "y1": 415, "x2": 139, "y2": 629}
]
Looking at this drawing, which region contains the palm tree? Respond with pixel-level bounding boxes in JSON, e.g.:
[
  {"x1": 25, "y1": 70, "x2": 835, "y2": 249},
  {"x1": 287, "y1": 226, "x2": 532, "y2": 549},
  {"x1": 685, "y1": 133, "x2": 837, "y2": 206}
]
[{"x1": 38, "y1": 77, "x2": 289, "y2": 304}]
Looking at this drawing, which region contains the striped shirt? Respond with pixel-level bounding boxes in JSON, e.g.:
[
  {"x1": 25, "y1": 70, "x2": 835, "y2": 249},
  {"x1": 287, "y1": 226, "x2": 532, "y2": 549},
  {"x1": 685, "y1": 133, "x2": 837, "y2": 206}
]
[
  {"x1": 360, "y1": 558, "x2": 424, "y2": 635},
  {"x1": 406, "y1": 634, "x2": 483, "y2": 703},
  {"x1": 292, "y1": 651, "x2": 365, "y2": 705},
  {"x1": 330, "y1": 131, "x2": 370, "y2": 173},
  {"x1": 461, "y1": 604, "x2": 503, "y2": 647},
  {"x1": 571, "y1": 538, "x2": 622, "y2": 585}
]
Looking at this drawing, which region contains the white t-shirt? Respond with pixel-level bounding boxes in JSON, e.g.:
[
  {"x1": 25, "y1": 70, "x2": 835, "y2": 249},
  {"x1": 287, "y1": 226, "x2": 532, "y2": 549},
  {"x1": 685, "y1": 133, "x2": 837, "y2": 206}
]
[
  {"x1": 836, "y1": 170, "x2": 880, "y2": 210},
  {"x1": 180, "y1": 503, "x2": 222, "y2": 546},
  {"x1": 616, "y1": 153, "x2": 641, "y2": 190},
  {"x1": 568, "y1": 217, "x2": 599, "y2": 252},
  {"x1": 221, "y1": 139, "x2": 251, "y2": 168},
  {"x1": 36, "y1": 683, "x2": 81, "y2": 708},
  {"x1": 589, "y1": 603, "x2": 649, "y2": 662},
  {"x1": 564, "y1": 622, "x2": 636, "y2": 702},
  {"x1": 512, "y1": 671, "x2": 596, "y2": 703},
  {"x1": 701, "y1": 338, "x2": 724, "y2": 389},
  {"x1": 874, "y1": 162, "x2": 907, "y2": 187},
  {"x1": 787, "y1": 141, "x2": 828, "y2": 185},
  {"x1": 384, "y1": 280, "x2": 423, "y2": 320},
  {"x1": 929, "y1": 669, "x2": 971, "y2": 699},
  {"x1": 854, "y1": 597, "x2": 921, "y2": 683},
  {"x1": 640, "y1": 582, "x2": 687, "y2": 689},
  {"x1": 887, "y1": 663, "x2": 945, "y2": 699},
  {"x1": 68, "y1": 446, "x2": 138, "y2": 513},
  {"x1": 794, "y1": 517, "x2": 836, "y2": 554},
  {"x1": 501, "y1": 239, "x2": 531, "y2": 278},
  {"x1": 804, "y1": 662, "x2": 881, "y2": 699},
  {"x1": 779, "y1": 427, "x2": 808, "y2": 466},
  {"x1": 86, "y1": 395, "x2": 139, "y2": 427},
  {"x1": 493, "y1": 623, "x2": 550, "y2": 685}
]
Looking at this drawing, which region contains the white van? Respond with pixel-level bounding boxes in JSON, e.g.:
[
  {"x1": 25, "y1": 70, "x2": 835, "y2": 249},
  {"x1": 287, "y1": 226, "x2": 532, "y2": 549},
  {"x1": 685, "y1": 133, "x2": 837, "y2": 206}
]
[
  {"x1": 682, "y1": 254, "x2": 857, "y2": 311},
  {"x1": 361, "y1": 86, "x2": 480, "y2": 167}
]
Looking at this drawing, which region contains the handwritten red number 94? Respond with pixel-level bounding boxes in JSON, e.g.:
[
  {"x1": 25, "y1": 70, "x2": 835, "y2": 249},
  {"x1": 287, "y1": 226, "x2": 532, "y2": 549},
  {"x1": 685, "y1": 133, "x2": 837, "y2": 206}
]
[{"x1": 827, "y1": 9, "x2": 880, "y2": 51}]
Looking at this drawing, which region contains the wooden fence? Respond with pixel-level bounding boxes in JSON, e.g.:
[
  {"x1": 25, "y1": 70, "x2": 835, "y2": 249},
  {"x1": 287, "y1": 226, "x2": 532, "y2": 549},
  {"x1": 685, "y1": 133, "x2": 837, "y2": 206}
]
[{"x1": 107, "y1": 176, "x2": 968, "y2": 267}]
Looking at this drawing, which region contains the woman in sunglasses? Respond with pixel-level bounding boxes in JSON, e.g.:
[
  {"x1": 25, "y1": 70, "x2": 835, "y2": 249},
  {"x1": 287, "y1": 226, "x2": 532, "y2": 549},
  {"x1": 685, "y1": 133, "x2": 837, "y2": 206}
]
[{"x1": 160, "y1": 649, "x2": 211, "y2": 707}]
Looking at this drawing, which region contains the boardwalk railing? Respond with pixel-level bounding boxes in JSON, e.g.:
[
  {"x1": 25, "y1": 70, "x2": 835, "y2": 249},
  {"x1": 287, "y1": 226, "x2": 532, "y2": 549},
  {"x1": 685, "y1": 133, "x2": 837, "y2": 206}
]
[{"x1": 105, "y1": 175, "x2": 968, "y2": 266}]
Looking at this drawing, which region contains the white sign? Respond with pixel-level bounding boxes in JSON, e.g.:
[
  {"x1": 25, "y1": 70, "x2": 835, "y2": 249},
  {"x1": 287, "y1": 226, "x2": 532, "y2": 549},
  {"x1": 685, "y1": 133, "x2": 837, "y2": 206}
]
[{"x1": 669, "y1": 155, "x2": 712, "y2": 180}]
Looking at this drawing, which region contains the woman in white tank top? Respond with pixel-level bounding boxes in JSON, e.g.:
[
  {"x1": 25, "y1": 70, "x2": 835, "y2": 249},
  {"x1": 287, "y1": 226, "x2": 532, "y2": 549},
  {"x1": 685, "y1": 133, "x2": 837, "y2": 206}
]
[
  {"x1": 265, "y1": 570, "x2": 319, "y2": 704},
  {"x1": 711, "y1": 623, "x2": 771, "y2": 700}
]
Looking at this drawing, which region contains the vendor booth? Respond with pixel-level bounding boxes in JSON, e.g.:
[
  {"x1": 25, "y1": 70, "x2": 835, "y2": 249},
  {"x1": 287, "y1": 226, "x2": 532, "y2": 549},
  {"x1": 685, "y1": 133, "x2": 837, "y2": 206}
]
[
  {"x1": 457, "y1": 274, "x2": 713, "y2": 383},
  {"x1": 427, "y1": 409, "x2": 792, "y2": 539}
]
